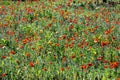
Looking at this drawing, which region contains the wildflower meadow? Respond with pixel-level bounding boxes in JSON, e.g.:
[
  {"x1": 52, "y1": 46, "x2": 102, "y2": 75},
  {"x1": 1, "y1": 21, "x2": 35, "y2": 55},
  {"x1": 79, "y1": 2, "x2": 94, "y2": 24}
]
[{"x1": 0, "y1": 0, "x2": 120, "y2": 80}]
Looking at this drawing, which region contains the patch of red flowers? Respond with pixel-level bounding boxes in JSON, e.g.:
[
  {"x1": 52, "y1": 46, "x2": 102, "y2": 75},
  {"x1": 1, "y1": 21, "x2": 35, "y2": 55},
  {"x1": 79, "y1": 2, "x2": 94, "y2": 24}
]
[
  {"x1": 101, "y1": 41, "x2": 109, "y2": 48},
  {"x1": 110, "y1": 62, "x2": 119, "y2": 68}
]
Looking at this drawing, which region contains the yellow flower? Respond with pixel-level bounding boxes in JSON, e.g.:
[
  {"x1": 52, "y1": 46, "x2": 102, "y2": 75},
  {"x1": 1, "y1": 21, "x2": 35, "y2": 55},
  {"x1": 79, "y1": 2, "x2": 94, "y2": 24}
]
[{"x1": 40, "y1": 30, "x2": 43, "y2": 34}]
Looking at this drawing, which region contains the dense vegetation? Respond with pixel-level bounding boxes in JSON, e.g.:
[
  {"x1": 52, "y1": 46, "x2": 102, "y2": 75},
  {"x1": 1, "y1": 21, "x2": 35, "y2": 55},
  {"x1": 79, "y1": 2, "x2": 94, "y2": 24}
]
[{"x1": 0, "y1": 0, "x2": 120, "y2": 80}]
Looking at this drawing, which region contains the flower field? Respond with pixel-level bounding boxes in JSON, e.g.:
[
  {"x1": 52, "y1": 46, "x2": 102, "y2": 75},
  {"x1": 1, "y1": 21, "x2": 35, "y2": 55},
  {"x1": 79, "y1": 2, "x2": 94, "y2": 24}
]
[{"x1": 0, "y1": 0, "x2": 120, "y2": 80}]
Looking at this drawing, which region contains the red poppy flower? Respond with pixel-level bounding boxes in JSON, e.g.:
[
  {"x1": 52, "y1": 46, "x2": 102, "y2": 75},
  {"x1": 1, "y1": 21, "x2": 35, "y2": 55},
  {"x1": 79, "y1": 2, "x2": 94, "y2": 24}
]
[
  {"x1": 2, "y1": 73, "x2": 7, "y2": 77},
  {"x1": 115, "y1": 56, "x2": 119, "y2": 59},
  {"x1": 112, "y1": 36, "x2": 116, "y2": 41},
  {"x1": 105, "y1": 30, "x2": 112, "y2": 34},
  {"x1": 113, "y1": 62, "x2": 119, "y2": 68},
  {"x1": 60, "y1": 10, "x2": 65, "y2": 15},
  {"x1": 71, "y1": 37, "x2": 75, "y2": 41},
  {"x1": 86, "y1": 23, "x2": 89, "y2": 26},
  {"x1": 110, "y1": 26, "x2": 115, "y2": 29},
  {"x1": 70, "y1": 25, "x2": 74, "y2": 29},
  {"x1": 106, "y1": 18, "x2": 110, "y2": 23},
  {"x1": 10, "y1": 51, "x2": 16, "y2": 55},
  {"x1": 67, "y1": 2, "x2": 72, "y2": 7},
  {"x1": 2, "y1": 56, "x2": 7, "y2": 59},
  {"x1": 95, "y1": 26, "x2": 100, "y2": 29},
  {"x1": 48, "y1": 23, "x2": 53, "y2": 27},
  {"x1": 30, "y1": 62, "x2": 35, "y2": 67},
  {"x1": 69, "y1": 44, "x2": 74, "y2": 48},
  {"x1": 39, "y1": 46, "x2": 43, "y2": 49},
  {"x1": 73, "y1": 18, "x2": 78, "y2": 24},
  {"x1": 104, "y1": 66, "x2": 108, "y2": 69},
  {"x1": 101, "y1": 41, "x2": 109, "y2": 48},
  {"x1": 56, "y1": 43, "x2": 60, "y2": 47},
  {"x1": 62, "y1": 57, "x2": 67, "y2": 62},
  {"x1": 94, "y1": 38, "x2": 99, "y2": 43},
  {"x1": 1, "y1": 5, "x2": 6, "y2": 9},
  {"x1": 97, "y1": 56, "x2": 103, "y2": 61},
  {"x1": 49, "y1": 62, "x2": 53, "y2": 65},
  {"x1": 20, "y1": 46, "x2": 24, "y2": 49},
  {"x1": 104, "y1": 60, "x2": 109, "y2": 63},
  {"x1": 32, "y1": 47, "x2": 35, "y2": 50},
  {"x1": 65, "y1": 44, "x2": 69, "y2": 48},
  {"x1": 63, "y1": 35, "x2": 67, "y2": 39},
  {"x1": 23, "y1": 39, "x2": 28, "y2": 44},
  {"x1": 61, "y1": 67, "x2": 65, "y2": 71},
  {"x1": 81, "y1": 64, "x2": 87, "y2": 69},
  {"x1": 26, "y1": 53, "x2": 31, "y2": 57},
  {"x1": 43, "y1": 68, "x2": 47, "y2": 71},
  {"x1": 71, "y1": 55, "x2": 76, "y2": 59},
  {"x1": 116, "y1": 46, "x2": 120, "y2": 51},
  {"x1": 88, "y1": 63, "x2": 94, "y2": 67},
  {"x1": 21, "y1": 17, "x2": 27, "y2": 22},
  {"x1": 74, "y1": 32, "x2": 78, "y2": 37}
]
